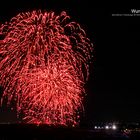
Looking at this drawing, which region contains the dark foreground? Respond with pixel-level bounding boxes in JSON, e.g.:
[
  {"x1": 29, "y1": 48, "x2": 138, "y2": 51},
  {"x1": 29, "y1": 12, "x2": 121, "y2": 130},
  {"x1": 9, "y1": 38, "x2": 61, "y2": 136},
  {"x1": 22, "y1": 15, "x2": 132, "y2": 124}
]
[{"x1": 0, "y1": 124, "x2": 140, "y2": 140}]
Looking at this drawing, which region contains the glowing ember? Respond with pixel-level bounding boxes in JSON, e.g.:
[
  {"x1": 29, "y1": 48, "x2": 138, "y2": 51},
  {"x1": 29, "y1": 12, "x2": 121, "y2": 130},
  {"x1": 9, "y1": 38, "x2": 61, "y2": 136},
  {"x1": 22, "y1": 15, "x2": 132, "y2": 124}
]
[{"x1": 0, "y1": 10, "x2": 93, "y2": 126}]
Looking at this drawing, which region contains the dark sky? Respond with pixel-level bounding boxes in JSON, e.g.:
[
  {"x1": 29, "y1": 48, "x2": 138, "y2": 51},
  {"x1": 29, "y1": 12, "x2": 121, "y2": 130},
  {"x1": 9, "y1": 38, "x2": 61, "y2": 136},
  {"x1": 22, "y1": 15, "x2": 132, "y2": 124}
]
[{"x1": 0, "y1": 1, "x2": 140, "y2": 125}]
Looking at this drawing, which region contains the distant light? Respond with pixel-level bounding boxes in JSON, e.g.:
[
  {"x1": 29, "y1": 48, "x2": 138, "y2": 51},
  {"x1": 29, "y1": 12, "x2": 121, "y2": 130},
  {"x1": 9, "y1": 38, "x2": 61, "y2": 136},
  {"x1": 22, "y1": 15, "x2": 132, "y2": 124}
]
[
  {"x1": 94, "y1": 126, "x2": 97, "y2": 129},
  {"x1": 112, "y1": 125, "x2": 117, "y2": 130},
  {"x1": 105, "y1": 125, "x2": 109, "y2": 129},
  {"x1": 98, "y1": 126, "x2": 100, "y2": 129}
]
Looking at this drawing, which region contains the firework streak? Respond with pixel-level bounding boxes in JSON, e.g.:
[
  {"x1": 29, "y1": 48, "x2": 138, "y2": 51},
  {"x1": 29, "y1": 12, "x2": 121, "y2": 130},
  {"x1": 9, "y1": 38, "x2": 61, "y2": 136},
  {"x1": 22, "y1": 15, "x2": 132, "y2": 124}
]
[{"x1": 0, "y1": 10, "x2": 93, "y2": 126}]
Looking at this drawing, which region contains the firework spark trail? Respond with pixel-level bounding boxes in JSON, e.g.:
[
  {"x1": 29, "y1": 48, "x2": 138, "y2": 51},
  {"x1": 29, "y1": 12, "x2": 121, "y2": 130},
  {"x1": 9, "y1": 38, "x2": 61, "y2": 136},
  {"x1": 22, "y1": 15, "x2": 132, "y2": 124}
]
[{"x1": 0, "y1": 10, "x2": 93, "y2": 126}]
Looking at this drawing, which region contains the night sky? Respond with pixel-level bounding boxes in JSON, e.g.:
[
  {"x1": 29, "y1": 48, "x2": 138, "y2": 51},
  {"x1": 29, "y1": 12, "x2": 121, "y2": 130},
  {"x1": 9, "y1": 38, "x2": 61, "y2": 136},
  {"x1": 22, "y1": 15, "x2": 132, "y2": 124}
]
[{"x1": 0, "y1": 1, "x2": 140, "y2": 125}]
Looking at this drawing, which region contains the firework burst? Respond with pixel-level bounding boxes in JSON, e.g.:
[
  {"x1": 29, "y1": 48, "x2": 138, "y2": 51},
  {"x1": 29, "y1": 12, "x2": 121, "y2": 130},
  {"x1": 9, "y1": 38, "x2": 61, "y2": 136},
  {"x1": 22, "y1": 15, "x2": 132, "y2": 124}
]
[{"x1": 0, "y1": 10, "x2": 93, "y2": 126}]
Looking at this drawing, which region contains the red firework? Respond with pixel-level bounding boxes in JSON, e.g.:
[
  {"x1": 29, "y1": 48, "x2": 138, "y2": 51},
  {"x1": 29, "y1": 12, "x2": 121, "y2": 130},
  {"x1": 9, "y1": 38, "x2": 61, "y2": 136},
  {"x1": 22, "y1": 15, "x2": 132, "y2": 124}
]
[{"x1": 0, "y1": 10, "x2": 93, "y2": 126}]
